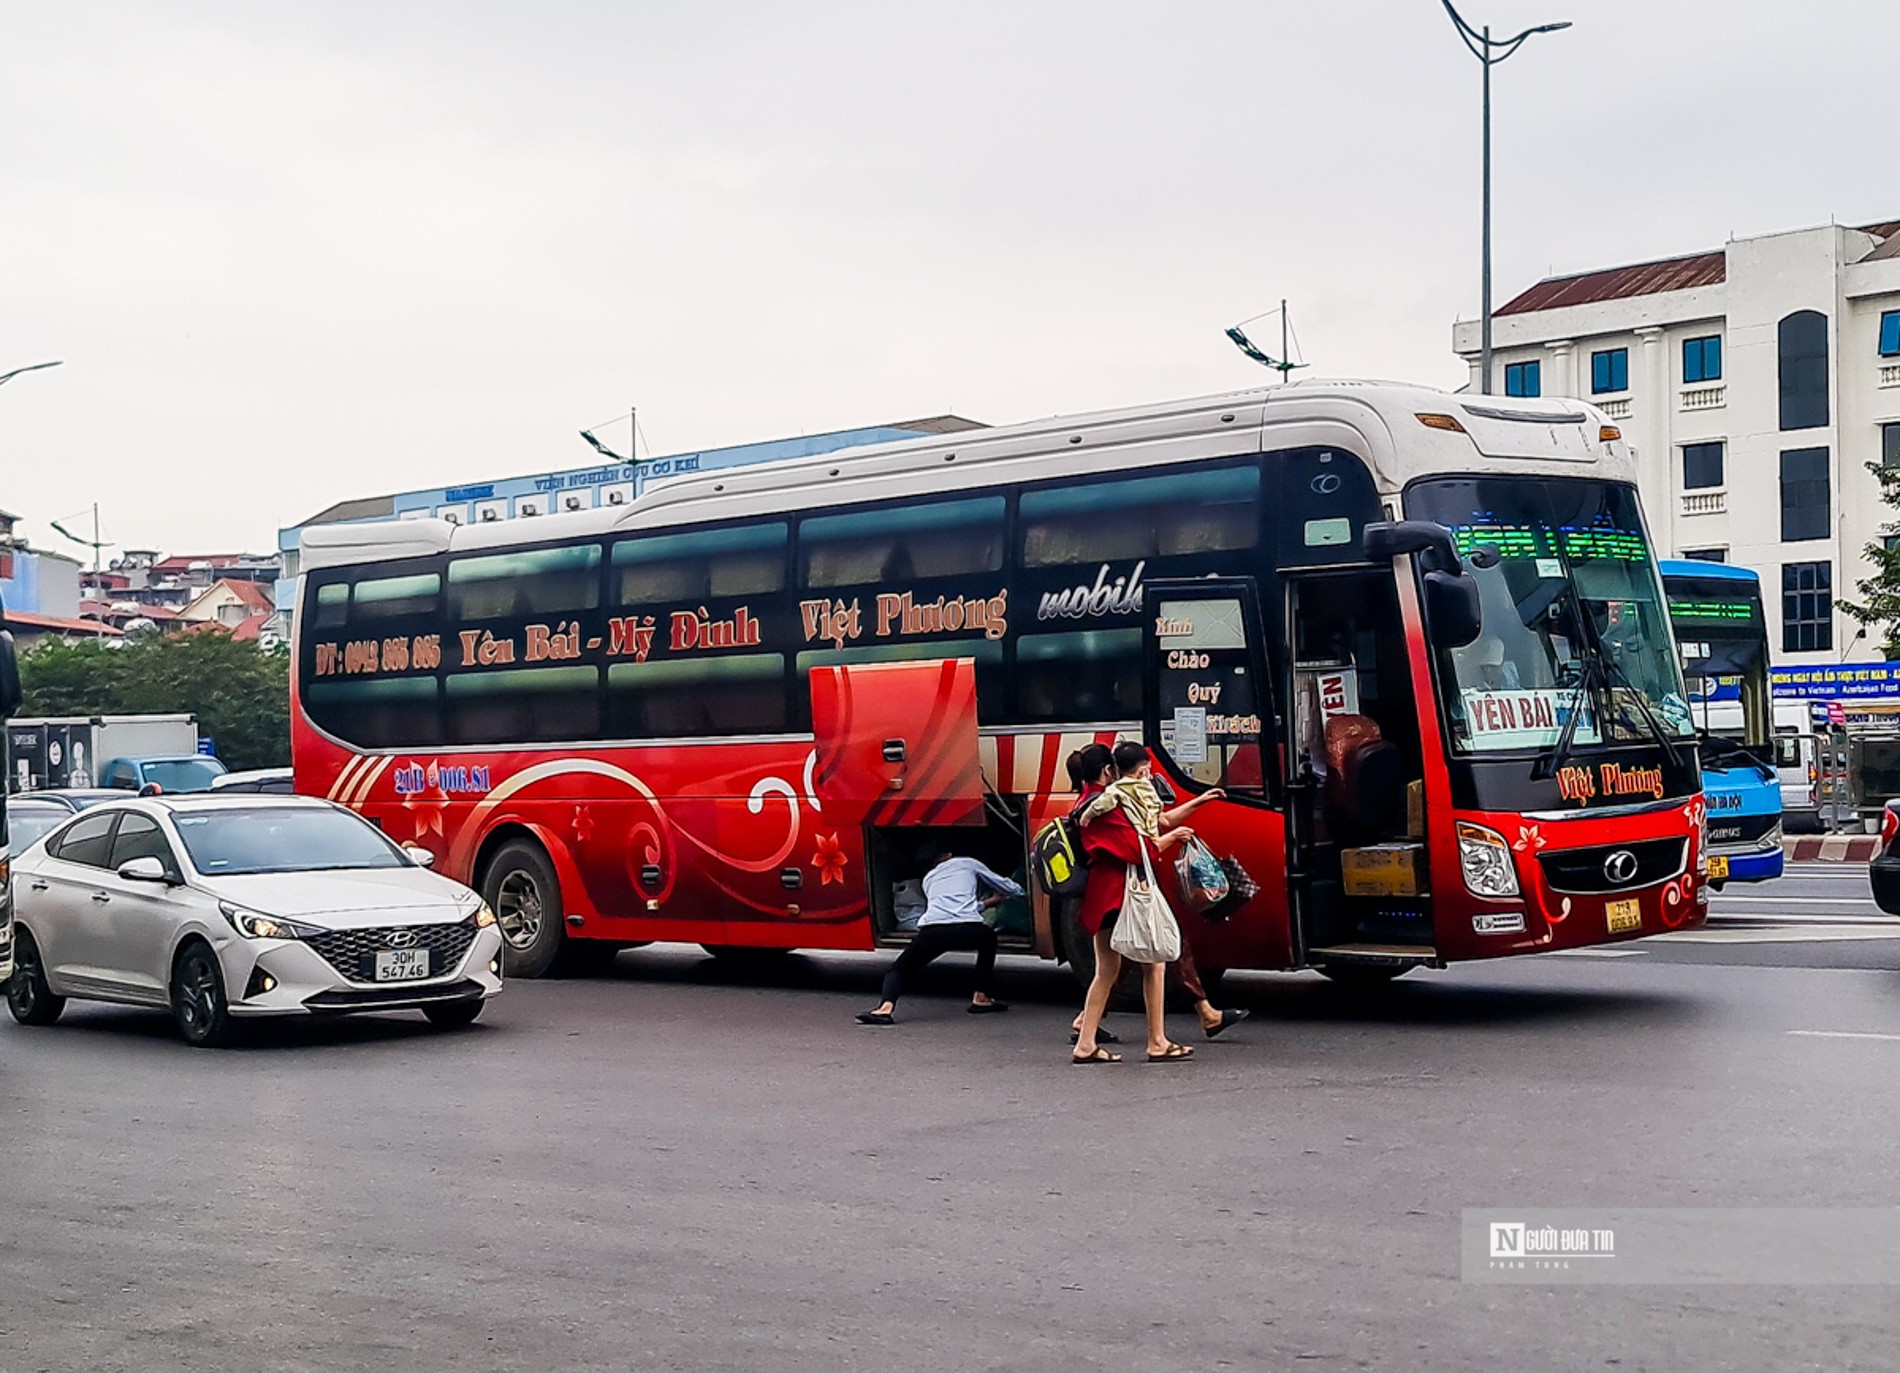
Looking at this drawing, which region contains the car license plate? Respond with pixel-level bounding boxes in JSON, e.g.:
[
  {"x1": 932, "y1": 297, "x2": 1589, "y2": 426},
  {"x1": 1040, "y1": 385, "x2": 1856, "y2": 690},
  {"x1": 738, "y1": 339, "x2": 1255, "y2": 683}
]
[
  {"x1": 1706, "y1": 855, "x2": 1730, "y2": 880},
  {"x1": 1605, "y1": 898, "x2": 1642, "y2": 934},
  {"x1": 374, "y1": 948, "x2": 431, "y2": 982}
]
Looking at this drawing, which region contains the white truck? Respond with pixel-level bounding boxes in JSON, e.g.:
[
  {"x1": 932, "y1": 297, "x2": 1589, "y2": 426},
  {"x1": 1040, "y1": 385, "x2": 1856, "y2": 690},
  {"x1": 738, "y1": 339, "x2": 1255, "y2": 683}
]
[{"x1": 5, "y1": 714, "x2": 225, "y2": 794}]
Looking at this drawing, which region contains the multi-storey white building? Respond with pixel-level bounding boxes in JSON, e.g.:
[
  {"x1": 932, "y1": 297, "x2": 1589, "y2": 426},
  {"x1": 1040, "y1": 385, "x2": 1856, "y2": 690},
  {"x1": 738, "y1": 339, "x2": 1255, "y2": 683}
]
[{"x1": 1453, "y1": 218, "x2": 1900, "y2": 665}]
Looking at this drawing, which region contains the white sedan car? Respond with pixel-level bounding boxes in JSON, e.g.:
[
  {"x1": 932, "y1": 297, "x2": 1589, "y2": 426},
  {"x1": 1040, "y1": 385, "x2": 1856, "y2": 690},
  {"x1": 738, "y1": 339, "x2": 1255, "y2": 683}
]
[{"x1": 6, "y1": 795, "x2": 502, "y2": 1047}]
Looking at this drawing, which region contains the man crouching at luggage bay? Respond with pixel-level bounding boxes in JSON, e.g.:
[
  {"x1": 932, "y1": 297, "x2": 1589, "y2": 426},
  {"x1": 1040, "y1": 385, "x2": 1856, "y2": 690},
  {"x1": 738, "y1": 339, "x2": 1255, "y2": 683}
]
[{"x1": 856, "y1": 846, "x2": 1022, "y2": 1025}]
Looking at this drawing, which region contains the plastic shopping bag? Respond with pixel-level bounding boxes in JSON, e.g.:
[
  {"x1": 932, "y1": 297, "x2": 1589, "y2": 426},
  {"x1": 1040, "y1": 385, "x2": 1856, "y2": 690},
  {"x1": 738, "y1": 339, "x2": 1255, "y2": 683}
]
[{"x1": 1173, "y1": 836, "x2": 1231, "y2": 913}]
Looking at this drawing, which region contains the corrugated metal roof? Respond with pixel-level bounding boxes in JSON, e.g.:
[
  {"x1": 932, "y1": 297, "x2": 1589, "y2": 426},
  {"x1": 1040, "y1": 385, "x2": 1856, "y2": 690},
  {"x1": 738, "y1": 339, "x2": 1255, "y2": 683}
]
[
  {"x1": 1496, "y1": 251, "x2": 1727, "y2": 316},
  {"x1": 1496, "y1": 218, "x2": 1900, "y2": 317}
]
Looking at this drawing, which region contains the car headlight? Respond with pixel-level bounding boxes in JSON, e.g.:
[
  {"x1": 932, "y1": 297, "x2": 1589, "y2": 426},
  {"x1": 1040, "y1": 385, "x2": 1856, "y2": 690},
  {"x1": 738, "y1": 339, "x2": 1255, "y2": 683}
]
[
  {"x1": 464, "y1": 904, "x2": 497, "y2": 930},
  {"x1": 1457, "y1": 821, "x2": 1521, "y2": 898},
  {"x1": 220, "y1": 902, "x2": 328, "y2": 941},
  {"x1": 1758, "y1": 821, "x2": 1783, "y2": 851}
]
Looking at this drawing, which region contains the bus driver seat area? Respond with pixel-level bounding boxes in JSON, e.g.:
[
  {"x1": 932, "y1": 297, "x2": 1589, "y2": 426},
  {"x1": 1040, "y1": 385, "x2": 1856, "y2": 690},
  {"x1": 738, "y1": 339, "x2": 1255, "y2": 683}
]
[{"x1": 1322, "y1": 714, "x2": 1410, "y2": 843}]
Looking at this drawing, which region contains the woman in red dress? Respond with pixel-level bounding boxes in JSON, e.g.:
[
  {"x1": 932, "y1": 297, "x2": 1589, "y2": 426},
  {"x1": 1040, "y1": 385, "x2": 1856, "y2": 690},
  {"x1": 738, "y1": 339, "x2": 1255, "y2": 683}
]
[{"x1": 1068, "y1": 744, "x2": 1194, "y2": 1064}]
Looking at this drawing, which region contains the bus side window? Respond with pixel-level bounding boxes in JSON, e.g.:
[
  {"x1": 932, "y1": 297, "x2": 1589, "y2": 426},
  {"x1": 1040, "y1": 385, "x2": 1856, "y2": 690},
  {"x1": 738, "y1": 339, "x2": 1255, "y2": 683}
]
[
  {"x1": 446, "y1": 666, "x2": 601, "y2": 744},
  {"x1": 1014, "y1": 629, "x2": 1143, "y2": 725},
  {"x1": 350, "y1": 573, "x2": 440, "y2": 621},
  {"x1": 306, "y1": 678, "x2": 443, "y2": 749},
  {"x1": 313, "y1": 581, "x2": 349, "y2": 630},
  {"x1": 612, "y1": 523, "x2": 787, "y2": 604},
  {"x1": 606, "y1": 655, "x2": 788, "y2": 738},
  {"x1": 449, "y1": 546, "x2": 602, "y2": 621},
  {"x1": 1019, "y1": 466, "x2": 1259, "y2": 568},
  {"x1": 798, "y1": 496, "x2": 1005, "y2": 589}
]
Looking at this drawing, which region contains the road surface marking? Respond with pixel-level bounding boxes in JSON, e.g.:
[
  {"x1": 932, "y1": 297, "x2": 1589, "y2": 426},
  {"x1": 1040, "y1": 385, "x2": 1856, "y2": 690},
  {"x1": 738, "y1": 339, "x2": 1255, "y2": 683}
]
[
  {"x1": 1653, "y1": 926, "x2": 1900, "y2": 944},
  {"x1": 1710, "y1": 895, "x2": 1881, "y2": 906},
  {"x1": 1787, "y1": 1030, "x2": 1900, "y2": 1041},
  {"x1": 1545, "y1": 947, "x2": 1648, "y2": 957}
]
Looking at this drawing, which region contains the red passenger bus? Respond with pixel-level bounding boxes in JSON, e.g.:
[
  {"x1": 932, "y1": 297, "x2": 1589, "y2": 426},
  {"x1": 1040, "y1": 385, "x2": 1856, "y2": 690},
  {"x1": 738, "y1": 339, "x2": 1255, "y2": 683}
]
[{"x1": 291, "y1": 382, "x2": 1708, "y2": 983}]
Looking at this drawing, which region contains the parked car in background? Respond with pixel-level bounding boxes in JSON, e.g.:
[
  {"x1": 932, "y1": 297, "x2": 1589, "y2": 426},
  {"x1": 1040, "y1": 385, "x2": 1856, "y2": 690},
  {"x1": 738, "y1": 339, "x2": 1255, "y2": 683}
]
[
  {"x1": 6, "y1": 795, "x2": 503, "y2": 1046},
  {"x1": 208, "y1": 768, "x2": 294, "y2": 794},
  {"x1": 4, "y1": 791, "x2": 126, "y2": 854},
  {"x1": 102, "y1": 753, "x2": 228, "y2": 794},
  {"x1": 1870, "y1": 801, "x2": 1900, "y2": 916}
]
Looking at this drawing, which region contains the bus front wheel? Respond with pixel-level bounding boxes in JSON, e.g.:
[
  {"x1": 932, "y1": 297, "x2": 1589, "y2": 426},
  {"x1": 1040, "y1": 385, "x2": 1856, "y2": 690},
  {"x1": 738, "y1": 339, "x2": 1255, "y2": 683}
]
[{"x1": 484, "y1": 839, "x2": 570, "y2": 979}]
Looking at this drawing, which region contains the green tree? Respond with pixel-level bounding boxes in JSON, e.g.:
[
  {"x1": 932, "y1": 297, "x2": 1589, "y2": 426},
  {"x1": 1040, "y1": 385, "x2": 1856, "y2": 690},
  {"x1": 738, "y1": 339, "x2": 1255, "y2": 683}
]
[
  {"x1": 18, "y1": 630, "x2": 290, "y2": 771},
  {"x1": 1841, "y1": 456, "x2": 1900, "y2": 659}
]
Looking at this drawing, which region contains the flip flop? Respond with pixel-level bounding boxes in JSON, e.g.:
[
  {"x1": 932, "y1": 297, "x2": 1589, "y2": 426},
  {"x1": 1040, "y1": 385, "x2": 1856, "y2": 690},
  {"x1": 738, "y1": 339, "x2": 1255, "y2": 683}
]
[
  {"x1": 1071, "y1": 1047, "x2": 1123, "y2": 1065},
  {"x1": 967, "y1": 1001, "x2": 1011, "y2": 1015},
  {"x1": 855, "y1": 1011, "x2": 895, "y2": 1025},
  {"x1": 1146, "y1": 1043, "x2": 1195, "y2": 1062},
  {"x1": 1069, "y1": 1028, "x2": 1121, "y2": 1044},
  {"x1": 1205, "y1": 1009, "x2": 1250, "y2": 1040}
]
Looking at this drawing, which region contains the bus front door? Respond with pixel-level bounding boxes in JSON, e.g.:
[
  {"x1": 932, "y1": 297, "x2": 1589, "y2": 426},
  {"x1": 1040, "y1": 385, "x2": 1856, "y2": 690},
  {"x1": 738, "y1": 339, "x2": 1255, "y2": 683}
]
[
  {"x1": 1141, "y1": 578, "x2": 1293, "y2": 971},
  {"x1": 808, "y1": 658, "x2": 987, "y2": 940}
]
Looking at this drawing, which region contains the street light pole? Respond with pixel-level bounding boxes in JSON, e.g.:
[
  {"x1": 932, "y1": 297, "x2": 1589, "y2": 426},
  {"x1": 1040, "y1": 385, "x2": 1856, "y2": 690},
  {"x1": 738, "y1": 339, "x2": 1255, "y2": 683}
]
[{"x1": 1439, "y1": 3, "x2": 1570, "y2": 395}]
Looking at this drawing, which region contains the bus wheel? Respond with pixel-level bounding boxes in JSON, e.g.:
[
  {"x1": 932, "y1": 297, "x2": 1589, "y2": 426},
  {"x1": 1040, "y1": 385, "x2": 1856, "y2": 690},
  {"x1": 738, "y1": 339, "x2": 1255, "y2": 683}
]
[
  {"x1": 484, "y1": 839, "x2": 567, "y2": 979},
  {"x1": 1058, "y1": 899, "x2": 1144, "y2": 1012},
  {"x1": 1316, "y1": 963, "x2": 1412, "y2": 988}
]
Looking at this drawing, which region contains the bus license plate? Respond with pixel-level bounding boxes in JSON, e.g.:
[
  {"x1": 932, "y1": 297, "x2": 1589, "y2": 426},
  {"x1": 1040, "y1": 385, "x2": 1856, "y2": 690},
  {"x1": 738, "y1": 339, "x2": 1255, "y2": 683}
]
[
  {"x1": 1707, "y1": 855, "x2": 1730, "y2": 880},
  {"x1": 1605, "y1": 899, "x2": 1642, "y2": 934},
  {"x1": 374, "y1": 949, "x2": 430, "y2": 982}
]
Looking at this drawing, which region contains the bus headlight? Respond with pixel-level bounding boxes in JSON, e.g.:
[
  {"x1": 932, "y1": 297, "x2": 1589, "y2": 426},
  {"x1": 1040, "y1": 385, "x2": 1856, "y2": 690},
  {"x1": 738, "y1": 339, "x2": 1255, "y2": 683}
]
[{"x1": 1457, "y1": 822, "x2": 1521, "y2": 899}]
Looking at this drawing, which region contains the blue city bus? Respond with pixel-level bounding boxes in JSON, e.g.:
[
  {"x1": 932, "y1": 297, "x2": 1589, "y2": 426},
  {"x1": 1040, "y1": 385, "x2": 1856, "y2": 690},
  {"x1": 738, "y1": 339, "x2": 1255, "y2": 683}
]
[{"x1": 1661, "y1": 560, "x2": 1783, "y2": 884}]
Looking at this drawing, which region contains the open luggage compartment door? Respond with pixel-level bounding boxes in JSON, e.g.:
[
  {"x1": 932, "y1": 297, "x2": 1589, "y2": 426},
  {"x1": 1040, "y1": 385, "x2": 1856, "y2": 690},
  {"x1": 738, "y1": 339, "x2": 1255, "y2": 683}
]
[{"x1": 809, "y1": 658, "x2": 985, "y2": 828}]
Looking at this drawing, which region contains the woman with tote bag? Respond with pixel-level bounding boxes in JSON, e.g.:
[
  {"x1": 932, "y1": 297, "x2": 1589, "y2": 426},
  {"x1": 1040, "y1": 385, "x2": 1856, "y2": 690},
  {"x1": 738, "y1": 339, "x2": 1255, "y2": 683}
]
[{"x1": 1067, "y1": 744, "x2": 1195, "y2": 1065}]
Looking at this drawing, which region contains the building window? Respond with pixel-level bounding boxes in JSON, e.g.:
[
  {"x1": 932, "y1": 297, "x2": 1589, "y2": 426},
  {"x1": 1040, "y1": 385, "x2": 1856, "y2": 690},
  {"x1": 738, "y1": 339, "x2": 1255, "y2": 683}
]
[
  {"x1": 1779, "y1": 448, "x2": 1830, "y2": 542},
  {"x1": 1682, "y1": 441, "x2": 1725, "y2": 490},
  {"x1": 1881, "y1": 310, "x2": 1900, "y2": 357},
  {"x1": 1778, "y1": 310, "x2": 1829, "y2": 431},
  {"x1": 1591, "y1": 348, "x2": 1629, "y2": 395},
  {"x1": 1504, "y1": 360, "x2": 1540, "y2": 397},
  {"x1": 1683, "y1": 335, "x2": 1723, "y2": 383},
  {"x1": 1885, "y1": 422, "x2": 1900, "y2": 470},
  {"x1": 1681, "y1": 548, "x2": 1727, "y2": 563},
  {"x1": 1782, "y1": 561, "x2": 1833, "y2": 653}
]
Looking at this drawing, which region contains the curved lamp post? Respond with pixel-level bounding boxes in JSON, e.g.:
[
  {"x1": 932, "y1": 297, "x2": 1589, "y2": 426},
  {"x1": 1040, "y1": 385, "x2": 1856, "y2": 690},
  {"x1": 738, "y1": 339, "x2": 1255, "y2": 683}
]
[{"x1": 1439, "y1": 2, "x2": 1570, "y2": 394}]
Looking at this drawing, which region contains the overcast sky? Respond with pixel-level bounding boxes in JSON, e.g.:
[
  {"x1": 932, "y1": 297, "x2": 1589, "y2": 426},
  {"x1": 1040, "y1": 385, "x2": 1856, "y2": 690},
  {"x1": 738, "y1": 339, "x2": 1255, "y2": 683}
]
[{"x1": 3, "y1": 0, "x2": 1895, "y2": 558}]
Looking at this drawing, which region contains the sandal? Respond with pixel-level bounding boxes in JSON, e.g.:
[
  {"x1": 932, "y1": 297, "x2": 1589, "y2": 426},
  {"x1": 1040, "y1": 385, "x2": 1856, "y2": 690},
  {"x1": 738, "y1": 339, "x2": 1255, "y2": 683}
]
[
  {"x1": 1068, "y1": 1027, "x2": 1121, "y2": 1045},
  {"x1": 855, "y1": 1010, "x2": 895, "y2": 1025},
  {"x1": 1071, "y1": 1047, "x2": 1123, "y2": 1065},
  {"x1": 1205, "y1": 1009, "x2": 1249, "y2": 1040},
  {"x1": 1146, "y1": 1043, "x2": 1195, "y2": 1062},
  {"x1": 967, "y1": 1001, "x2": 1011, "y2": 1015}
]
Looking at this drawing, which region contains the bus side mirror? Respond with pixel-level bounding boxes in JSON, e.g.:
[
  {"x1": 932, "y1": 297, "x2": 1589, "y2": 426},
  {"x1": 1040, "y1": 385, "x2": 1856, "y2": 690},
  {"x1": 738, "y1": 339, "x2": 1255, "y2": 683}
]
[
  {"x1": 1424, "y1": 570, "x2": 1483, "y2": 650},
  {"x1": 1363, "y1": 520, "x2": 1463, "y2": 574},
  {"x1": 0, "y1": 623, "x2": 21, "y2": 719}
]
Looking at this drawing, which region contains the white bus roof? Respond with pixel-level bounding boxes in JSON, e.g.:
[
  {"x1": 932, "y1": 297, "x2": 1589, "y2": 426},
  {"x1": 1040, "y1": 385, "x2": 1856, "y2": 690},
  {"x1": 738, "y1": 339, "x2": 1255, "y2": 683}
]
[{"x1": 301, "y1": 379, "x2": 1632, "y2": 572}]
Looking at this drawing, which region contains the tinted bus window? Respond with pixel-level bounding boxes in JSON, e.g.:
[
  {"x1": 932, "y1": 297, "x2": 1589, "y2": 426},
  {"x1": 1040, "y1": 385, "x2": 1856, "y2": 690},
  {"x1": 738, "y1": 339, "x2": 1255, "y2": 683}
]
[
  {"x1": 1020, "y1": 467, "x2": 1258, "y2": 567},
  {"x1": 800, "y1": 496, "x2": 1005, "y2": 588},
  {"x1": 606, "y1": 655, "x2": 788, "y2": 738},
  {"x1": 1014, "y1": 628, "x2": 1143, "y2": 723},
  {"x1": 613, "y1": 524, "x2": 787, "y2": 603},
  {"x1": 313, "y1": 582, "x2": 349, "y2": 630},
  {"x1": 449, "y1": 545, "x2": 601, "y2": 620},
  {"x1": 351, "y1": 573, "x2": 440, "y2": 621},
  {"x1": 306, "y1": 678, "x2": 442, "y2": 748},
  {"x1": 446, "y1": 665, "x2": 600, "y2": 744}
]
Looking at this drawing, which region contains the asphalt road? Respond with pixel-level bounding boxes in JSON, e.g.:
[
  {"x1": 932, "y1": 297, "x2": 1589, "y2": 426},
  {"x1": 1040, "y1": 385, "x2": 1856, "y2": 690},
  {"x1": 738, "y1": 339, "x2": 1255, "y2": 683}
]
[{"x1": 6, "y1": 877, "x2": 1900, "y2": 1373}]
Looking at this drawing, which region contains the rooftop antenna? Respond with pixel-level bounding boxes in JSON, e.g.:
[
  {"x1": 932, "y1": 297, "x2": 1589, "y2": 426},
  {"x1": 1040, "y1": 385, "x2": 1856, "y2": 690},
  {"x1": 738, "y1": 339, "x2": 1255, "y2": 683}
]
[
  {"x1": 1225, "y1": 300, "x2": 1307, "y2": 382},
  {"x1": 50, "y1": 504, "x2": 109, "y2": 578},
  {"x1": 578, "y1": 406, "x2": 640, "y2": 466}
]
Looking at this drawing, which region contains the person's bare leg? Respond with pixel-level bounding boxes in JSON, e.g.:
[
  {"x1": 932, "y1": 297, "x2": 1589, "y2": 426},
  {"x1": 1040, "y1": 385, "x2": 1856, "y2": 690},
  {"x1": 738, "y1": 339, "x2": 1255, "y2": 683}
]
[
  {"x1": 1143, "y1": 961, "x2": 1180, "y2": 1057},
  {"x1": 1074, "y1": 930, "x2": 1122, "y2": 1058}
]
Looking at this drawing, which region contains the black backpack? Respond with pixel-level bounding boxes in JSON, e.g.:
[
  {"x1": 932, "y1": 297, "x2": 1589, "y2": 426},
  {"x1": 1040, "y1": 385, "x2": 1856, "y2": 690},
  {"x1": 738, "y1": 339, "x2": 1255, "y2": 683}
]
[{"x1": 1031, "y1": 803, "x2": 1091, "y2": 897}]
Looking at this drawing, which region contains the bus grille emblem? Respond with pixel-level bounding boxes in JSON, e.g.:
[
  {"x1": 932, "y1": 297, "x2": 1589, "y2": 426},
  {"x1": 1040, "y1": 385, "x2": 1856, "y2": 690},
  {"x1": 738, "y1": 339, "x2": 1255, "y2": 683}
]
[{"x1": 1602, "y1": 850, "x2": 1639, "y2": 886}]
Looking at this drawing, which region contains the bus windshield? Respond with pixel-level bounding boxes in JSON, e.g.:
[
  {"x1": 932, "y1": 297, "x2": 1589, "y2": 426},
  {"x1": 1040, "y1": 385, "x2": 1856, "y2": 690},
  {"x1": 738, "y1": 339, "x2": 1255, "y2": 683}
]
[
  {"x1": 1405, "y1": 477, "x2": 1694, "y2": 756},
  {"x1": 1662, "y1": 562, "x2": 1775, "y2": 771}
]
